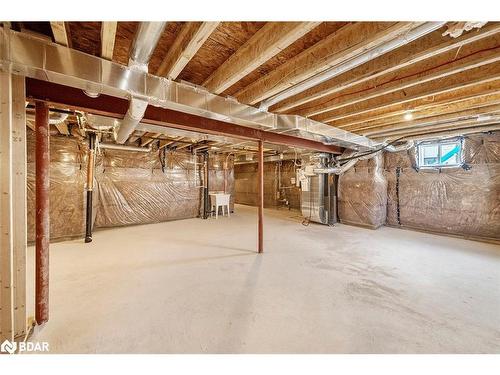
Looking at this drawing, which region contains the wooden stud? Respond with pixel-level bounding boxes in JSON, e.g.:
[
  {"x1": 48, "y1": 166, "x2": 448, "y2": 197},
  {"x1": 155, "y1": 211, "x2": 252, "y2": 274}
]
[{"x1": 0, "y1": 72, "x2": 14, "y2": 342}]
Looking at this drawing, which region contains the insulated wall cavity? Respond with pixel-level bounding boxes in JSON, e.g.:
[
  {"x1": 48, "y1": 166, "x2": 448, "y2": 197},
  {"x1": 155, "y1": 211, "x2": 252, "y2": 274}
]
[
  {"x1": 234, "y1": 160, "x2": 301, "y2": 209},
  {"x1": 385, "y1": 132, "x2": 500, "y2": 240},
  {"x1": 337, "y1": 153, "x2": 387, "y2": 228},
  {"x1": 26, "y1": 130, "x2": 236, "y2": 241}
]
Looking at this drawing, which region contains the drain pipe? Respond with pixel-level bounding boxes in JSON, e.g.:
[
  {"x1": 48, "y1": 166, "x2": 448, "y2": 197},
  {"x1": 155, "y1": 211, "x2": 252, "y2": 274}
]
[
  {"x1": 85, "y1": 133, "x2": 96, "y2": 243},
  {"x1": 115, "y1": 22, "x2": 166, "y2": 144},
  {"x1": 203, "y1": 151, "x2": 210, "y2": 219},
  {"x1": 260, "y1": 22, "x2": 446, "y2": 110}
]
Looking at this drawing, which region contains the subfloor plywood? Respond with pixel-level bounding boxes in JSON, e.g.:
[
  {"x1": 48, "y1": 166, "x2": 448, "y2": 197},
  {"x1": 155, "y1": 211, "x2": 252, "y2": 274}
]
[{"x1": 28, "y1": 205, "x2": 500, "y2": 353}]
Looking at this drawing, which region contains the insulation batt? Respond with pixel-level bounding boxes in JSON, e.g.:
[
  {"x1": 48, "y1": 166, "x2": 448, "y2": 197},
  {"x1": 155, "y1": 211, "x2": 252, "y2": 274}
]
[
  {"x1": 337, "y1": 131, "x2": 499, "y2": 240},
  {"x1": 234, "y1": 160, "x2": 301, "y2": 209},
  {"x1": 337, "y1": 152, "x2": 388, "y2": 229},
  {"x1": 384, "y1": 132, "x2": 500, "y2": 240},
  {"x1": 26, "y1": 130, "x2": 235, "y2": 241}
]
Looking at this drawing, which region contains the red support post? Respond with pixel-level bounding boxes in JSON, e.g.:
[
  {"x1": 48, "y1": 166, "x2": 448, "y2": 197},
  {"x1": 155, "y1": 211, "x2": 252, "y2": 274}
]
[
  {"x1": 258, "y1": 140, "x2": 264, "y2": 253},
  {"x1": 35, "y1": 101, "x2": 50, "y2": 325}
]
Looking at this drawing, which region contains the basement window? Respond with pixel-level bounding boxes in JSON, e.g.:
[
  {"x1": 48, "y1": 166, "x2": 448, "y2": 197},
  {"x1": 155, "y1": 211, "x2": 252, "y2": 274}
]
[{"x1": 417, "y1": 139, "x2": 463, "y2": 168}]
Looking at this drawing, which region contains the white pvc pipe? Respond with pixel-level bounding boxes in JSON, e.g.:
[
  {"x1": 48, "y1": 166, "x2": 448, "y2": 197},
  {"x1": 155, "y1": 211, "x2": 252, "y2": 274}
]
[{"x1": 99, "y1": 143, "x2": 152, "y2": 152}]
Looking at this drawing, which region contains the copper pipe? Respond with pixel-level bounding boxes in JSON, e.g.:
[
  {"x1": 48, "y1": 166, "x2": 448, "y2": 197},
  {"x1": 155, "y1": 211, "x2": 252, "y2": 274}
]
[
  {"x1": 258, "y1": 140, "x2": 264, "y2": 253},
  {"x1": 35, "y1": 101, "x2": 49, "y2": 324}
]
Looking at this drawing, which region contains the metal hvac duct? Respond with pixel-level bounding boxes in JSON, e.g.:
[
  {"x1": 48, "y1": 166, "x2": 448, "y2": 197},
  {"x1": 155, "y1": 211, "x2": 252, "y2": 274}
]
[
  {"x1": 115, "y1": 22, "x2": 166, "y2": 144},
  {"x1": 0, "y1": 27, "x2": 376, "y2": 151}
]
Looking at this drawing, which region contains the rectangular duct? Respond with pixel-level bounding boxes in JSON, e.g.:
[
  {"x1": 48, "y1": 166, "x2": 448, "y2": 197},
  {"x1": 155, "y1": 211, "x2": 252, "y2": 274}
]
[{"x1": 0, "y1": 28, "x2": 377, "y2": 152}]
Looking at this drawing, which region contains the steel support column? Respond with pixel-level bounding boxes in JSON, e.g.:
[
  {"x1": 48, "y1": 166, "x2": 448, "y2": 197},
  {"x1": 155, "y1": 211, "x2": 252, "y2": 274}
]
[
  {"x1": 35, "y1": 101, "x2": 49, "y2": 325},
  {"x1": 203, "y1": 152, "x2": 210, "y2": 219},
  {"x1": 258, "y1": 140, "x2": 264, "y2": 253}
]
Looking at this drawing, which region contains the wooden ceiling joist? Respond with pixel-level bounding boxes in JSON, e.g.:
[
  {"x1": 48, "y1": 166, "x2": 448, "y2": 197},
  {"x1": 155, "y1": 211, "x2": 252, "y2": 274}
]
[
  {"x1": 100, "y1": 22, "x2": 117, "y2": 60},
  {"x1": 318, "y1": 63, "x2": 500, "y2": 124},
  {"x1": 156, "y1": 22, "x2": 220, "y2": 79},
  {"x1": 55, "y1": 122, "x2": 70, "y2": 135},
  {"x1": 50, "y1": 21, "x2": 69, "y2": 46},
  {"x1": 202, "y1": 21, "x2": 320, "y2": 94},
  {"x1": 374, "y1": 117, "x2": 500, "y2": 139},
  {"x1": 294, "y1": 46, "x2": 500, "y2": 118},
  {"x1": 271, "y1": 22, "x2": 500, "y2": 113},
  {"x1": 362, "y1": 103, "x2": 500, "y2": 136},
  {"x1": 233, "y1": 22, "x2": 417, "y2": 105},
  {"x1": 334, "y1": 89, "x2": 500, "y2": 130},
  {"x1": 345, "y1": 94, "x2": 500, "y2": 133}
]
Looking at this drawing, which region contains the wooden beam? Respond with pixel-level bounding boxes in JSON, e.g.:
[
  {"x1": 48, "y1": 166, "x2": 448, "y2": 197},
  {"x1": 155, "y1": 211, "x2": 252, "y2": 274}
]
[
  {"x1": 342, "y1": 92, "x2": 500, "y2": 132},
  {"x1": 26, "y1": 120, "x2": 35, "y2": 131},
  {"x1": 373, "y1": 117, "x2": 500, "y2": 139},
  {"x1": 234, "y1": 22, "x2": 417, "y2": 105},
  {"x1": 159, "y1": 139, "x2": 176, "y2": 149},
  {"x1": 362, "y1": 103, "x2": 500, "y2": 136},
  {"x1": 50, "y1": 21, "x2": 69, "y2": 46},
  {"x1": 156, "y1": 22, "x2": 220, "y2": 79},
  {"x1": 55, "y1": 122, "x2": 70, "y2": 135},
  {"x1": 25, "y1": 78, "x2": 343, "y2": 154},
  {"x1": 316, "y1": 63, "x2": 500, "y2": 123},
  {"x1": 101, "y1": 22, "x2": 117, "y2": 60},
  {"x1": 271, "y1": 22, "x2": 500, "y2": 113},
  {"x1": 294, "y1": 46, "x2": 500, "y2": 118},
  {"x1": 332, "y1": 88, "x2": 500, "y2": 129},
  {"x1": 203, "y1": 22, "x2": 320, "y2": 94},
  {"x1": 380, "y1": 123, "x2": 500, "y2": 141},
  {"x1": 140, "y1": 132, "x2": 161, "y2": 147}
]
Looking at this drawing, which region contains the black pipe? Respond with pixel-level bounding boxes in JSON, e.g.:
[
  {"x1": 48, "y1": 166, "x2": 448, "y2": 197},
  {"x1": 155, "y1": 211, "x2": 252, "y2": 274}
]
[
  {"x1": 85, "y1": 133, "x2": 96, "y2": 243},
  {"x1": 203, "y1": 151, "x2": 210, "y2": 219}
]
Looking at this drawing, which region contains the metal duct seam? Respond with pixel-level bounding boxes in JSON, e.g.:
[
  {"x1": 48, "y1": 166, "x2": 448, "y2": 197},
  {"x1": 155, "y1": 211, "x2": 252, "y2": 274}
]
[{"x1": 115, "y1": 22, "x2": 166, "y2": 144}]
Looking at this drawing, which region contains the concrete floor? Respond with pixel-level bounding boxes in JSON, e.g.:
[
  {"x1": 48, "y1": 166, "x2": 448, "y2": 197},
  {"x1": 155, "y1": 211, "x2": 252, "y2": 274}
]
[{"x1": 29, "y1": 205, "x2": 500, "y2": 353}]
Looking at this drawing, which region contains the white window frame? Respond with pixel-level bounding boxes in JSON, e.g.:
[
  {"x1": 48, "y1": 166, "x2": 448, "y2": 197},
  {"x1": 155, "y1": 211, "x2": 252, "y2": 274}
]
[{"x1": 417, "y1": 138, "x2": 464, "y2": 169}]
